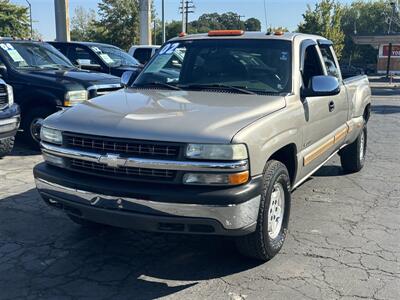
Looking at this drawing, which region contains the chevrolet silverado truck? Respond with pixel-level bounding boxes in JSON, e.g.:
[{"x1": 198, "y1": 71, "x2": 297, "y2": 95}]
[
  {"x1": 0, "y1": 39, "x2": 121, "y2": 148},
  {"x1": 34, "y1": 31, "x2": 371, "y2": 261},
  {"x1": 0, "y1": 78, "x2": 20, "y2": 157}
]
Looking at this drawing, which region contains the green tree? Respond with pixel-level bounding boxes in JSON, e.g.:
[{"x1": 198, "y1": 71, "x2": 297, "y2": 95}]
[
  {"x1": 94, "y1": 0, "x2": 141, "y2": 50},
  {"x1": 341, "y1": 0, "x2": 400, "y2": 65},
  {"x1": 0, "y1": 0, "x2": 30, "y2": 38},
  {"x1": 268, "y1": 26, "x2": 289, "y2": 33},
  {"x1": 70, "y1": 6, "x2": 97, "y2": 41},
  {"x1": 297, "y1": 0, "x2": 345, "y2": 60},
  {"x1": 245, "y1": 18, "x2": 261, "y2": 31}
]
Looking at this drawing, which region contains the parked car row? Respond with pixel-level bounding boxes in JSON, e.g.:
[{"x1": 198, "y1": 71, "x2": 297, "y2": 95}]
[{"x1": 0, "y1": 38, "x2": 156, "y2": 149}]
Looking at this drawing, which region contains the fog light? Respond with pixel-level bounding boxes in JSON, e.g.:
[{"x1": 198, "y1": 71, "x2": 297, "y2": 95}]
[
  {"x1": 42, "y1": 153, "x2": 64, "y2": 167},
  {"x1": 183, "y1": 171, "x2": 249, "y2": 186}
]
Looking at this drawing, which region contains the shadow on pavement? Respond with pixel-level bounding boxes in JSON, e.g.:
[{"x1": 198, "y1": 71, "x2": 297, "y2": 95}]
[
  {"x1": 8, "y1": 133, "x2": 41, "y2": 157},
  {"x1": 313, "y1": 165, "x2": 344, "y2": 177},
  {"x1": 0, "y1": 189, "x2": 261, "y2": 299},
  {"x1": 372, "y1": 105, "x2": 400, "y2": 115},
  {"x1": 371, "y1": 87, "x2": 400, "y2": 96}
]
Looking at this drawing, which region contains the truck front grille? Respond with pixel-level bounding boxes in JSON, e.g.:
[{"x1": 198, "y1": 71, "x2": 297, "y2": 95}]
[
  {"x1": 0, "y1": 85, "x2": 8, "y2": 108},
  {"x1": 63, "y1": 133, "x2": 181, "y2": 159},
  {"x1": 88, "y1": 84, "x2": 121, "y2": 98},
  {"x1": 69, "y1": 158, "x2": 176, "y2": 182}
]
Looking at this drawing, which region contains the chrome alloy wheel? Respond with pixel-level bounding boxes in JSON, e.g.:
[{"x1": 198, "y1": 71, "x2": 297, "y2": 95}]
[
  {"x1": 268, "y1": 183, "x2": 285, "y2": 239},
  {"x1": 359, "y1": 129, "x2": 365, "y2": 161}
]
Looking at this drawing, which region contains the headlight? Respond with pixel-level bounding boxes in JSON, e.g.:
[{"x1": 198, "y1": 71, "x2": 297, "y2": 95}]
[
  {"x1": 64, "y1": 90, "x2": 88, "y2": 106},
  {"x1": 185, "y1": 144, "x2": 248, "y2": 160},
  {"x1": 40, "y1": 127, "x2": 63, "y2": 145},
  {"x1": 183, "y1": 171, "x2": 249, "y2": 186},
  {"x1": 6, "y1": 84, "x2": 13, "y2": 105}
]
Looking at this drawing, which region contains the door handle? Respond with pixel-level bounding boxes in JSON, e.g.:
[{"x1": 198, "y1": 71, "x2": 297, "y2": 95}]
[{"x1": 329, "y1": 101, "x2": 335, "y2": 112}]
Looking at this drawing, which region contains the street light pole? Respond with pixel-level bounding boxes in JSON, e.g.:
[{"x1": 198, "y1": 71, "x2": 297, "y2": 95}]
[
  {"x1": 162, "y1": 0, "x2": 166, "y2": 43},
  {"x1": 25, "y1": 0, "x2": 33, "y2": 38}
]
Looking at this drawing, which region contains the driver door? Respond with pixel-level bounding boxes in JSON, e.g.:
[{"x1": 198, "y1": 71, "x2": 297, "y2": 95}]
[{"x1": 299, "y1": 42, "x2": 343, "y2": 177}]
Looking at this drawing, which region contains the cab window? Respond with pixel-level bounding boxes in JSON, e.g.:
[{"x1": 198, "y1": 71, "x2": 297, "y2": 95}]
[
  {"x1": 302, "y1": 45, "x2": 324, "y2": 88},
  {"x1": 319, "y1": 46, "x2": 340, "y2": 79}
]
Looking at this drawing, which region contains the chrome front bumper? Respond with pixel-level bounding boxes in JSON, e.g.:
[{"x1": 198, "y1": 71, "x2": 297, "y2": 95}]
[{"x1": 35, "y1": 177, "x2": 260, "y2": 234}]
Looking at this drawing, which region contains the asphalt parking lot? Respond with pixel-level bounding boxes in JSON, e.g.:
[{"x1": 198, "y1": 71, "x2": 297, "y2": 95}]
[{"x1": 0, "y1": 90, "x2": 399, "y2": 300}]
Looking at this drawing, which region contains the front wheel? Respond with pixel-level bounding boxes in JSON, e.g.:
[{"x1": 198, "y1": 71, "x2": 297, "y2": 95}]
[
  {"x1": 340, "y1": 126, "x2": 367, "y2": 173},
  {"x1": 0, "y1": 137, "x2": 15, "y2": 157},
  {"x1": 21, "y1": 107, "x2": 54, "y2": 149},
  {"x1": 235, "y1": 160, "x2": 291, "y2": 261}
]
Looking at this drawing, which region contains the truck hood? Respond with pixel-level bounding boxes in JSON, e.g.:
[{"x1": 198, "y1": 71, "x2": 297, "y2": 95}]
[
  {"x1": 21, "y1": 69, "x2": 120, "y2": 89},
  {"x1": 45, "y1": 89, "x2": 286, "y2": 144}
]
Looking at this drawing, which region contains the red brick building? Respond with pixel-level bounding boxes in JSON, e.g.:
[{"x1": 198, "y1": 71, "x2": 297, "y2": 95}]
[{"x1": 353, "y1": 34, "x2": 400, "y2": 74}]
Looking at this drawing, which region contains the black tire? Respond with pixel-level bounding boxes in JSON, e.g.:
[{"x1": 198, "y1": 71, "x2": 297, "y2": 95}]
[
  {"x1": 340, "y1": 126, "x2": 367, "y2": 173},
  {"x1": 67, "y1": 214, "x2": 108, "y2": 229},
  {"x1": 235, "y1": 160, "x2": 291, "y2": 261},
  {"x1": 0, "y1": 137, "x2": 15, "y2": 157},
  {"x1": 21, "y1": 107, "x2": 54, "y2": 149}
]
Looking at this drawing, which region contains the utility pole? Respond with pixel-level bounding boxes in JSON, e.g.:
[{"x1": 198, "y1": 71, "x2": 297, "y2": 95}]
[
  {"x1": 162, "y1": 0, "x2": 166, "y2": 43},
  {"x1": 386, "y1": 1, "x2": 398, "y2": 77},
  {"x1": 180, "y1": 0, "x2": 186, "y2": 33},
  {"x1": 25, "y1": 0, "x2": 33, "y2": 38},
  {"x1": 139, "y1": 0, "x2": 152, "y2": 45},
  {"x1": 54, "y1": 0, "x2": 70, "y2": 41},
  {"x1": 238, "y1": 15, "x2": 245, "y2": 29},
  {"x1": 185, "y1": 1, "x2": 195, "y2": 33}
]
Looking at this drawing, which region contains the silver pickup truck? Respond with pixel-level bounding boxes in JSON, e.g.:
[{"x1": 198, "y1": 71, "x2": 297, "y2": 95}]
[{"x1": 34, "y1": 31, "x2": 371, "y2": 261}]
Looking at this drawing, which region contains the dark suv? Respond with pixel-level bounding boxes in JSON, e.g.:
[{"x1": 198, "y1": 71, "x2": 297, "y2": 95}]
[
  {"x1": 49, "y1": 41, "x2": 142, "y2": 77},
  {"x1": 0, "y1": 78, "x2": 20, "y2": 157},
  {"x1": 0, "y1": 39, "x2": 121, "y2": 147}
]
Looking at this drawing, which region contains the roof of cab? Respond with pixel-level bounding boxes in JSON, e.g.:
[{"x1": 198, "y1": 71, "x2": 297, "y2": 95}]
[{"x1": 170, "y1": 31, "x2": 326, "y2": 43}]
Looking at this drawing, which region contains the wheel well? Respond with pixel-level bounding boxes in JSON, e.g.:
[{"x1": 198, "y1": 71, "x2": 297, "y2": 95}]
[
  {"x1": 364, "y1": 104, "x2": 371, "y2": 123},
  {"x1": 269, "y1": 144, "x2": 297, "y2": 185}
]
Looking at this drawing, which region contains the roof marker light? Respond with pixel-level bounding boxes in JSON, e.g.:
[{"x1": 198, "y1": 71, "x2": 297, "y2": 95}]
[{"x1": 208, "y1": 30, "x2": 244, "y2": 37}]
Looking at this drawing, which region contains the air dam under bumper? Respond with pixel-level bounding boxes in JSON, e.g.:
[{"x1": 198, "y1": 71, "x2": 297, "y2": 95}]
[{"x1": 34, "y1": 164, "x2": 262, "y2": 236}]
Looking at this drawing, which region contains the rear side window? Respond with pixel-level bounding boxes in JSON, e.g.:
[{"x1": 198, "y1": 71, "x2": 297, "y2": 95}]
[
  {"x1": 319, "y1": 46, "x2": 340, "y2": 79},
  {"x1": 302, "y1": 45, "x2": 324, "y2": 88},
  {"x1": 133, "y1": 48, "x2": 152, "y2": 64}
]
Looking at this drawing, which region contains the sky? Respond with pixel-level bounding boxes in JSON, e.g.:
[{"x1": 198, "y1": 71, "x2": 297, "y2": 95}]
[{"x1": 11, "y1": 0, "x2": 355, "y2": 40}]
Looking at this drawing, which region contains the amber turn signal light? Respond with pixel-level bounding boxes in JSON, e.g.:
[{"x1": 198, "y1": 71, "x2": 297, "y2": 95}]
[{"x1": 229, "y1": 171, "x2": 249, "y2": 185}]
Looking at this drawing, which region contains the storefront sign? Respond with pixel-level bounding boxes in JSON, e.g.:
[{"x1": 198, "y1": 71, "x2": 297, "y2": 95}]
[{"x1": 382, "y1": 45, "x2": 400, "y2": 57}]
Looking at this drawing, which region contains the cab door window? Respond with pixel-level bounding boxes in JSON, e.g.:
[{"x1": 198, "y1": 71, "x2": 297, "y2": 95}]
[
  {"x1": 319, "y1": 46, "x2": 340, "y2": 79},
  {"x1": 301, "y1": 45, "x2": 324, "y2": 88}
]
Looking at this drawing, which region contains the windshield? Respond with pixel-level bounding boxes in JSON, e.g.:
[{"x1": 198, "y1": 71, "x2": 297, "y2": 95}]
[
  {"x1": 0, "y1": 42, "x2": 73, "y2": 70},
  {"x1": 134, "y1": 39, "x2": 292, "y2": 94},
  {"x1": 91, "y1": 45, "x2": 140, "y2": 67}
]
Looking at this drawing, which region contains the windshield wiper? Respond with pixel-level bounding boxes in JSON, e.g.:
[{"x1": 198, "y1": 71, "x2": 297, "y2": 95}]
[
  {"x1": 134, "y1": 82, "x2": 182, "y2": 90},
  {"x1": 179, "y1": 84, "x2": 257, "y2": 95}
]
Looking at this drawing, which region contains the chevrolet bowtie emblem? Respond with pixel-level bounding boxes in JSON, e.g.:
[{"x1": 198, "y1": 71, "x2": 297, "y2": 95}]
[{"x1": 99, "y1": 154, "x2": 127, "y2": 168}]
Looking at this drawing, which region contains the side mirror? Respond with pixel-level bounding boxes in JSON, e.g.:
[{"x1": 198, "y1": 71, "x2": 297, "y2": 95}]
[
  {"x1": 121, "y1": 70, "x2": 140, "y2": 88},
  {"x1": 301, "y1": 75, "x2": 340, "y2": 98}
]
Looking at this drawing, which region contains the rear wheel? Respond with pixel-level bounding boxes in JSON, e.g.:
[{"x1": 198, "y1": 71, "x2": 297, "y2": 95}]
[
  {"x1": 235, "y1": 160, "x2": 291, "y2": 261},
  {"x1": 340, "y1": 126, "x2": 367, "y2": 173},
  {"x1": 22, "y1": 107, "x2": 54, "y2": 149},
  {"x1": 0, "y1": 137, "x2": 15, "y2": 157}
]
